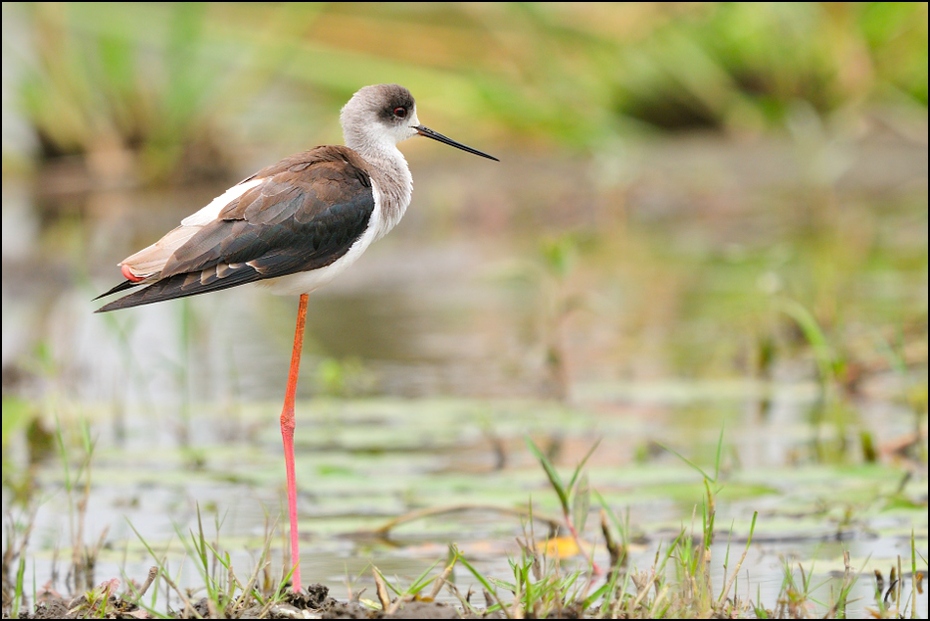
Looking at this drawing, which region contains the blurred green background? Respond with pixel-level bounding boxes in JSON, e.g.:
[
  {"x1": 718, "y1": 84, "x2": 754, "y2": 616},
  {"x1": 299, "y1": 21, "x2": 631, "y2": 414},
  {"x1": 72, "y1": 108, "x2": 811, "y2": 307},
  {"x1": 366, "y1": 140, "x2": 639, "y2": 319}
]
[
  {"x1": 3, "y1": 1, "x2": 926, "y2": 398},
  {"x1": 3, "y1": 2, "x2": 927, "y2": 180},
  {"x1": 2, "y1": 1, "x2": 927, "y2": 444},
  {"x1": 2, "y1": 0, "x2": 928, "y2": 449}
]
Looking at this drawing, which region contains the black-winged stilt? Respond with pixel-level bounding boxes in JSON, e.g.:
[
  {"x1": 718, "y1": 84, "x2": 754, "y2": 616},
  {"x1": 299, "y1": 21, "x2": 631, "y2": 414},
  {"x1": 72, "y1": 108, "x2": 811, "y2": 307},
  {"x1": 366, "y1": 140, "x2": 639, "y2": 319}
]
[{"x1": 95, "y1": 84, "x2": 498, "y2": 592}]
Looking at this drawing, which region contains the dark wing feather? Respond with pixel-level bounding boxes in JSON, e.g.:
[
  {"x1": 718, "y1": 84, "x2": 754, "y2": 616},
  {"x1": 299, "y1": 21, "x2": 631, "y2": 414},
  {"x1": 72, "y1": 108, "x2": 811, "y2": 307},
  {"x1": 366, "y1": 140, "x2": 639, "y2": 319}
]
[
  {"x1": 92, "y1": 279, "x2": 137, "y2": 301},
  {"x1": 96, "y1": 147, "x2": 375, "y2": 313}
]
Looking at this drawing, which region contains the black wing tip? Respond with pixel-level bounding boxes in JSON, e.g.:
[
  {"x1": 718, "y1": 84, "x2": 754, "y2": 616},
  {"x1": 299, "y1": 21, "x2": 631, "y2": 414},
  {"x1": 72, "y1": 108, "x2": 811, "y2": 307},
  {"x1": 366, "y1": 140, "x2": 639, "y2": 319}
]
[
  {"x1": 95, "y1": 298, "x2": 132, "y2": 313},
  {"x1": 95, "y1": 286, "x2": 160, "y2": 313},
  {"x1": 94, "y1": 279, "x2": 153, "y2": 312},
  {"x1": 93, "y1": 279, "x2": 138, "y2": 302},
  {"x1": 94, "y1": 293, "x2": 135, "y2": 313}
]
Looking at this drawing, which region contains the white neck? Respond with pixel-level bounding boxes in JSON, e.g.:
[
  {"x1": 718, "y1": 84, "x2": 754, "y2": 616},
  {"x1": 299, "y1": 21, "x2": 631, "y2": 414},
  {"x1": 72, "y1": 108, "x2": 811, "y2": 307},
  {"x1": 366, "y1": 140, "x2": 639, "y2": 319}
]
[{"x1": 345, "y1": 135, "x2": 413, "y2": 241}]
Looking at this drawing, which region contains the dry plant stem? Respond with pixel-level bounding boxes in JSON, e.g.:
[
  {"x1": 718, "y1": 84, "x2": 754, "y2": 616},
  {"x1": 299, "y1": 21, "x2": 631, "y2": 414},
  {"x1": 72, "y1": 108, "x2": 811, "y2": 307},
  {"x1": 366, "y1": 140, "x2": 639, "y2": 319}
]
[
  {"x1": 718, "y1": 512, "x2": 758, "y2": 605},
  {"x1": 226, "y1": 563, "x2": 238, "y2": 611},
  {"x1": 157, "y1": 568, "x2": 196, "y2": 615},
  {"x1": 373, "y1": 569, "x2": 391, "y2": 610},
  {"x1": 650, "y1": 584, "x2": 671, "y2": 617},
  {"x1": 443, "y1": 582, "x2": 474, "y2": 616},
  {"x1": 427, "y1": 562, "x2": 455, "y2": 601},
  {"x1": 717, "y1": 552, "x2": 746, "y2": 606},
  {"x1": 90, "y1": 526, "x2": 109, "y2": 580},
  {"x1": 72, "y1": 491, "x2": 89, "y2": 591},
  {"x1": 387, "y1": 594, "x2": 414, "y2": 616},
  {"x1": 630, "y1": 570, "x2": 660, "y2": 611},
  {"x1": 600, "y1": 510, "x2": 623, "y2": 579},
  {"x1": 260, "y1": 515, "x2": 278, "y2": 595},
  {"x1": 137, "y1": 566, "x2": 158, "y2": 597},
  {"x1": 233, "y1": 551, "x2": 271, "y2": 612},
  {"x1": 280, "y1": 293, "x2": 309, "y2": 593},
  {"x1": 823, "y1": 551, "x2": 854, "y2": 617}
]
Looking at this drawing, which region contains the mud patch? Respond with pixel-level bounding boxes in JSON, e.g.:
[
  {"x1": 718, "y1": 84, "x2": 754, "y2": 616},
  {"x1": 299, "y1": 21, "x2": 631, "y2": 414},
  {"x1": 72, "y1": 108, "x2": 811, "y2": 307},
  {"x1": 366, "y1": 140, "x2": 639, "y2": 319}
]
[{"x1": 3, "y1": 583, "x2": 490, "y2": 620}]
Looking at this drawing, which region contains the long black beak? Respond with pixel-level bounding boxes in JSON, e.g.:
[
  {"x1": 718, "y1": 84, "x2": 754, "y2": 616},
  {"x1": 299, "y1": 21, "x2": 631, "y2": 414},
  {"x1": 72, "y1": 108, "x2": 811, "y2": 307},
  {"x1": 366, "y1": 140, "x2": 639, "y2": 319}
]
[{"x1": 416, "y1": 126, "x2": 499, "y2": 161}]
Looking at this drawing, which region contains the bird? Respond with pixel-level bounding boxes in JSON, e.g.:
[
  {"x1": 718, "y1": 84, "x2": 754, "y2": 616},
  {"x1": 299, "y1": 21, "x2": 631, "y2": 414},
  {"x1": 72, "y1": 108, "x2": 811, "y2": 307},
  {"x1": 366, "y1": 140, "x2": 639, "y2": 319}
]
[{"x1": 94, "y1": 84, "x2": 498, "y2": 592}]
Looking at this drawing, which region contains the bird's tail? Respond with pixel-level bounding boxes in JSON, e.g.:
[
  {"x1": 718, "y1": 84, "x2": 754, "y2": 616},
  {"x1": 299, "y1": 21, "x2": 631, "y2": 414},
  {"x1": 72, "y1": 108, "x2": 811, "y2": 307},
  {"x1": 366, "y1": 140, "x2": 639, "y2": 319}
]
[
  {"x1": 95, "y1": 266, "x2": 263, "y2": 312},
  {"x1": 93, "y1": 279, "x2": 139, "y2": 302}
]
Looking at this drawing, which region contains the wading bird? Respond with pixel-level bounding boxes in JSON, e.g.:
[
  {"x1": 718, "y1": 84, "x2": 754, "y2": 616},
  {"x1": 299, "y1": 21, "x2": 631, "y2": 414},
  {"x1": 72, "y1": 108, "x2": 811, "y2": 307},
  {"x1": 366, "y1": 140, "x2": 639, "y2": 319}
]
[{"x1": 95, "y1": 84, "x2": 498, "y2": 592}]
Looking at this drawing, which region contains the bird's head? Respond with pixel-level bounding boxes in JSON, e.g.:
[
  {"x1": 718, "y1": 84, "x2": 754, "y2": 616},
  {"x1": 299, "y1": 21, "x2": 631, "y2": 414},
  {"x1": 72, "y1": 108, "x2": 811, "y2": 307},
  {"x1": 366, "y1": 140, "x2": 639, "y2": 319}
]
[{"x1": 341, "y1": 84, "x2": 498, "y2": 161}]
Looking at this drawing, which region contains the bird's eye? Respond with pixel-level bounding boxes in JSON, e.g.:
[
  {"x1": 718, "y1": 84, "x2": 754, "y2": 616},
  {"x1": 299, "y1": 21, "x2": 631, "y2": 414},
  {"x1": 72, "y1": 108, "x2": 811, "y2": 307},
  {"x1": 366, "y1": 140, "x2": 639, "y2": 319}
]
[{"x1": 393, "y1": 107, "x2": 407, "y2": 119}]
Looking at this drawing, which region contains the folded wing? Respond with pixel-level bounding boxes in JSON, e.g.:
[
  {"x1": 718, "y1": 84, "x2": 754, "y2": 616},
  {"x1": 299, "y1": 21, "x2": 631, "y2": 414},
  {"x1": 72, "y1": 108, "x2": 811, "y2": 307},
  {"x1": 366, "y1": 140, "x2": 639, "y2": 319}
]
[{"x1": 96, "y1": 147, "x2": 375, "y2": 312}]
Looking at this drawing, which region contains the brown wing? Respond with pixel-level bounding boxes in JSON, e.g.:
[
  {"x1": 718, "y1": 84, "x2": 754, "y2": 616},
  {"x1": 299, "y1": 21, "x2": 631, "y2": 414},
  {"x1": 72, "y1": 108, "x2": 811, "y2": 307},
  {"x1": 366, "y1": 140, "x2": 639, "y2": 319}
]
[{"x1": 96, "y1": 146, "x2": 374, "y2": 312}]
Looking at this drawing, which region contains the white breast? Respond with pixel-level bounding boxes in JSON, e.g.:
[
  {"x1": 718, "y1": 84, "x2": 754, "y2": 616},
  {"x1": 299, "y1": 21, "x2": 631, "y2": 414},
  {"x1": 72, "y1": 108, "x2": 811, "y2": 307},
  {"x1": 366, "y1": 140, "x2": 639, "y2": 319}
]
[{"x1": 258, "y1": 177, "x2": 393, "y2": 296}]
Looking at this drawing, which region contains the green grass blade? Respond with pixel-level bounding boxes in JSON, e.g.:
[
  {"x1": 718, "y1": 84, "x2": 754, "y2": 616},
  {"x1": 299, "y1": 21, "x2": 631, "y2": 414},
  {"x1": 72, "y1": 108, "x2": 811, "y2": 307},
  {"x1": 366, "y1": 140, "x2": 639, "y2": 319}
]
[
  {"x1": 567, "y1": 438, "x2": 601, "y2": 492},
  {"x1": 571, "y1": 471, "x2": 591, "y2": 535},
  {"x1": 526, "y1": 437, "x2": 569, "y2": 513}
]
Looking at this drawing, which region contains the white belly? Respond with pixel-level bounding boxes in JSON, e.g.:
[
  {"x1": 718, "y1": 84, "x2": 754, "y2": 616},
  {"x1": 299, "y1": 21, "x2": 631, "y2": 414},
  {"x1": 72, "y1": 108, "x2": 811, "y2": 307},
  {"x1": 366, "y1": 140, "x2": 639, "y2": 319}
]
[{"x1": 257, "y1": 239, "x2": 370, "y2": 295}]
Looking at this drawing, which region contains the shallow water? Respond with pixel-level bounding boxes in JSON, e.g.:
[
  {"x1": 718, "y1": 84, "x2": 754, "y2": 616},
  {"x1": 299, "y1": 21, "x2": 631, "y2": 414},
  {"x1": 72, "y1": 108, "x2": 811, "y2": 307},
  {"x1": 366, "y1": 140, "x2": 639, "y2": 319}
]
[{"x1": 3, "y1": 134, "x2": 928, "y2": 616}]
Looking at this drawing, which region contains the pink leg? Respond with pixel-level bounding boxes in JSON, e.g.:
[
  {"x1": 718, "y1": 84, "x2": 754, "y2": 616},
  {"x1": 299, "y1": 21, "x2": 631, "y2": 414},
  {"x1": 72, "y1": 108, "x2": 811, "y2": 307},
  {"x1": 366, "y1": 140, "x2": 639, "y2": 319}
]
[{"x1": 281, "y1": 293, "x2": 309, "y2": 593}]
